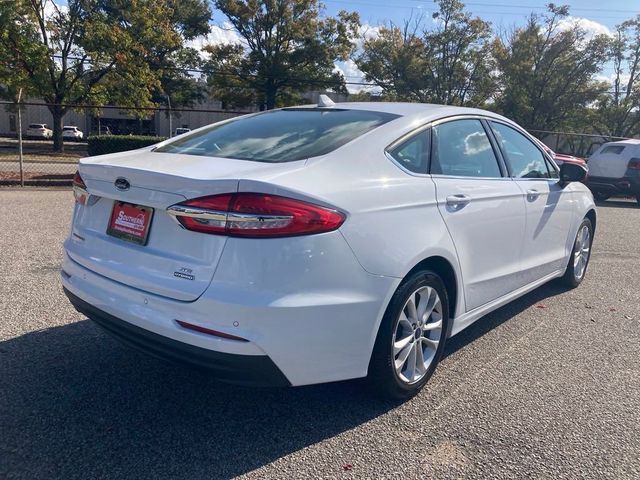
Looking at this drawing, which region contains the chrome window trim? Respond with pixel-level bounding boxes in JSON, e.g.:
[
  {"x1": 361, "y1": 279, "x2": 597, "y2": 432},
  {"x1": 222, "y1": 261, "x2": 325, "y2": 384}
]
[
  {"x1": 383, "y1": 151, "x2": 431, "y2": 178},
  {"x1": 384, "y1": 124, "x2": 432, "y2": 177},
  {"x1": 430, "y1": 174, "x2": 516, "y2": 181}
]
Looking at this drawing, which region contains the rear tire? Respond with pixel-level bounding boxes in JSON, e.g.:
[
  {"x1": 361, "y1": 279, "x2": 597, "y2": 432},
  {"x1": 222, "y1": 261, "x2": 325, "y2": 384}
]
[
  {"x1": 367, "y1": 269, "x2": 450, "y2": 399},
  {"x1": 560, "y1": 218, "x2": 593, "y2": 288}
]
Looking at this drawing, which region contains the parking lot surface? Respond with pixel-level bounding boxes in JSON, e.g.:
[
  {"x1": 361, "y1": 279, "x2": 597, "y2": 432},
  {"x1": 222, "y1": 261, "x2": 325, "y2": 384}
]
[{"x1": 1, "y1": 190, "x2": 639, "y2": 479}]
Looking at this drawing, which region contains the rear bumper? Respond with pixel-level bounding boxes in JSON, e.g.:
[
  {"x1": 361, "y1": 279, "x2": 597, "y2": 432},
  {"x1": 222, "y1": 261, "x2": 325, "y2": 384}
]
[
  {"x1": 587, "y1": 175, "x2": 640, "y2": 196},
  {"x1": 64, "y1": 287, "x2": 291, "y2": 387}
]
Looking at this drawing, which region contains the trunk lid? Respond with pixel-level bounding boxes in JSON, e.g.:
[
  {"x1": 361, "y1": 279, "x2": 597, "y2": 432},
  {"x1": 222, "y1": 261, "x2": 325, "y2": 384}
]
[{"x1": 67, "y1": 149, "x2": 306, "y2": 301}]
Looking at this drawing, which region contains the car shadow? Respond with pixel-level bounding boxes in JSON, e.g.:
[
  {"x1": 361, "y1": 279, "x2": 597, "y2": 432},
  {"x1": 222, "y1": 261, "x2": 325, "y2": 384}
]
[
  {"x1": 0, "y1": 281, "x2": 570, "y2": 479},
  {"x1": 594, "y1": 198, "x2": 638, "y2": 209}
]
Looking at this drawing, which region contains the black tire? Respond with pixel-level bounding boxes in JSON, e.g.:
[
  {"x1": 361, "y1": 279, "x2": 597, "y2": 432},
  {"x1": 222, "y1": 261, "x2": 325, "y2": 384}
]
[
  {"x1": 560, "y1": 218, "x2": 593, "y2": 288},
  {"x1": 636, "y1": 196, "x2": 640, "y2": 207},
  {"x1": 593, "y1": 192, "x2": 610, "y2": 202},
  {"x1": 367, "y1": 269, "x2": 450, "y2": 399}
]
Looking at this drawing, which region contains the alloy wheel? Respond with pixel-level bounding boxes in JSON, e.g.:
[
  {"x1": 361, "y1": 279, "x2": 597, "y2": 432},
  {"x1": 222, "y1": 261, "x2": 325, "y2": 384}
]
[
  {"x1": 573, "y1": 225, "x2": 591, "y2": 280},
  {"x1": 393, "y1": 286, "x2": 444, "y2": 384}
]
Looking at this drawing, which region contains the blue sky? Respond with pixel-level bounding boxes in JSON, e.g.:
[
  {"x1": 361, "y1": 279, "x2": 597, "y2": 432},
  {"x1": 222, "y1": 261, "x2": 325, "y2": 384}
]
[{"x1": 319, "y1": 0, "x2": 638, "y2": 32}]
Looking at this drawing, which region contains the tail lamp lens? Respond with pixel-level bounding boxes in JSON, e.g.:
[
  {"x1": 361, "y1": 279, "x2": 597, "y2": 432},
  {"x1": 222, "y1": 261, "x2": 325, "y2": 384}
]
[
  {"x1": 168, "y1": 193, "x2": 345, "y2": 238},
  {"x1": 72, "y1": 171, "x2": 90, "y2": 205},
  {"x1": 628, "y1": 158, "x2": 640, "y2": 170}
]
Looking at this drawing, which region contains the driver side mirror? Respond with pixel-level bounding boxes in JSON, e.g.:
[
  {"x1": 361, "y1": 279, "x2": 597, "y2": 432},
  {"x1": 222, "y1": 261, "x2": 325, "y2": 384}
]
[{"x1": 559, "y1": 162, "x2": 587, "y2": 185}]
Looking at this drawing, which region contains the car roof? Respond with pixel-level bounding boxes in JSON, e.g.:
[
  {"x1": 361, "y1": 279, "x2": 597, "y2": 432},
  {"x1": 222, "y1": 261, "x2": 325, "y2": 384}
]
[
  {"x1": 297, "y1": 101, "x2": 512, "y2": 125},
  {"x1": 601, "y1": 139, "x2": 640, "y2": 146},
  {"x1": 63, "y1": 125, "x2": 78, "y2": 128}
]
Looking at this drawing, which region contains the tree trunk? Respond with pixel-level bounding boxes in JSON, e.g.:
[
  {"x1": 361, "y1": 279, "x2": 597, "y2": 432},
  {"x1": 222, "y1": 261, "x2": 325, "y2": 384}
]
[
  {"x1": 265, "y1": 87, "x2": 277, "y2": 110},
  {"x1": 50, "y1": 105, "x2": 65, "y2": 153}
]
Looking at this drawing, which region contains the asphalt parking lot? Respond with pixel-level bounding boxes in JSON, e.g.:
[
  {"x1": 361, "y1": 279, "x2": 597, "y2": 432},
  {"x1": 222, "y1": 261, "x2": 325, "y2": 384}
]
[{"x1": 1, "y1": 189, "x2": 639, "y2": 479}]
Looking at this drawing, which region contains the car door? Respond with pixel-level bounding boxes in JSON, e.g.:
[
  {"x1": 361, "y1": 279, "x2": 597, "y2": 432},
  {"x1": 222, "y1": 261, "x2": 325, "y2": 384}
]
[
  {"x1": 430, "y1": 118, "x2": 526, "y2": 312},
  {"x1": 488, "y1": 121, "x2": 575, "y2": 285}
]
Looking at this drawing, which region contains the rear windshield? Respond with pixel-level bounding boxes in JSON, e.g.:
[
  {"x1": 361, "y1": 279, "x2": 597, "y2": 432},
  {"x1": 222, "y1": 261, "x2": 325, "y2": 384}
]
[
  {"x1": 63, "y1": 127, "x2": 76, "y2": 131},
  {"x1": 601, "y1": 145, "x2": 626, "y2": 155},
  {"x1": 155, "y1": 108, "x2": 399, "y2": 162},
  {"x1": 29, "y1": 124, "x2": 44, "y2": 128}
]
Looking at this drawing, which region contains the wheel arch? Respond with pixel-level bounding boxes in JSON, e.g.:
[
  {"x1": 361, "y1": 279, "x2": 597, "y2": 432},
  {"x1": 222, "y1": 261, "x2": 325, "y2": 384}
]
[
  {"x1": 404, "y1": 255, "x2": 460, "y2": 331},
  {"x1": 585, "y1": 208, "x2": 597, "y2": 234}
]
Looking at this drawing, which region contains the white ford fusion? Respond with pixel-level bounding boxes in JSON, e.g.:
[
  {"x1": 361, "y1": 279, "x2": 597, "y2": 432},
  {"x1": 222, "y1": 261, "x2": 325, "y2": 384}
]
[{"x1": 62, "y1": 99, "x2": 595, "y2": 398}]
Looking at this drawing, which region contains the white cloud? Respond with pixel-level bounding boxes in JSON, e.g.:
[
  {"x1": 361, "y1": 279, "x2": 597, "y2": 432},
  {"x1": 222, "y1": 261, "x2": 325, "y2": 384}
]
[
  {"x1": 186, "y1": 22, "x2": 244, "y2": 54},
  {"x1": 557, "y1": 17, "x2": 612, "y2": 41}
]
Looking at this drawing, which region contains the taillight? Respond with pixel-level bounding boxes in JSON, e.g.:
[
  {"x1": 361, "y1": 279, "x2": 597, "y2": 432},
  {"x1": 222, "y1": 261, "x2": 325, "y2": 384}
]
[
  {"x1": 167, "y1": 193, "x2": 346, "y2": 238},
  {"x1": 628, "y1": 158, "x2": 640, "y2": 170},
  {"x1": 72, "y1": 171, "x2": 89, "y2": 205}
]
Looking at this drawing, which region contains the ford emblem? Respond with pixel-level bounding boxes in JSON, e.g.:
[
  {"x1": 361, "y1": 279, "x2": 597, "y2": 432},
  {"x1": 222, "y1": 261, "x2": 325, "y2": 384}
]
[{"x1": 114, "y1": 177, "x2": 130, "y2": 191}]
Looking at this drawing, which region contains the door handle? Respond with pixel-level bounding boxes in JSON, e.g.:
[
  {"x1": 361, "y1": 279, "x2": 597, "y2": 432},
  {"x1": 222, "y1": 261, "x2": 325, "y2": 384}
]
[
  {"x1": 526, "y1": 189, "x2": 541, "y2": 201},
  {"x1": 446, "y1": 194, "x2": 471, "y2": 209}
]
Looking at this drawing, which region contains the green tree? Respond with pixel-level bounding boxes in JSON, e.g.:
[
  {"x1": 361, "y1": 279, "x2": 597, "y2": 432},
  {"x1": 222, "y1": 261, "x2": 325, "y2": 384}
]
[
  {"x1": 356, "y1": 0, "x2": 496, "y2": 106},
  {"x1": 592, "y1": 15, "x2": 640, "y2": 138},
  {"x1": 204, "y1": 0, "x2": 360, "y2": 110},
  {"x1": 0, "y1": 0, "x2": 211, "y2": 151},
  {"x1": 493, "y1": 4, "x2": 610, "y2": 131}
]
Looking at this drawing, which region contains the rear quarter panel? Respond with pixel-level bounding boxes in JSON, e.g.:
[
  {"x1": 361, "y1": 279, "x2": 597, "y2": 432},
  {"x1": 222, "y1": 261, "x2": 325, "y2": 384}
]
[{"x1": 238, "y1": 134, "x2": 466, "y2": 320}]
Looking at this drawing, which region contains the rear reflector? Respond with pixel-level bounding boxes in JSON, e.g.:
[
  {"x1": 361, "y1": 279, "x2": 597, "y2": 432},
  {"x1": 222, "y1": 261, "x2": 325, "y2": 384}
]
[
  {"x1": 167, "y1": 192, "x2": 345, "y2": 238},
  {"x1": 175, "y1": 320, "x2": 249, "y2": 342}
]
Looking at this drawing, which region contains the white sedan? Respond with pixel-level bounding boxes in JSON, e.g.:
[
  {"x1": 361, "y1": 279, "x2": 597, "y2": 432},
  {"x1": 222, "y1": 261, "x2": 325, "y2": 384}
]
[{"x1": 62, "y1": 100, "x2": 595, "y2": 398}]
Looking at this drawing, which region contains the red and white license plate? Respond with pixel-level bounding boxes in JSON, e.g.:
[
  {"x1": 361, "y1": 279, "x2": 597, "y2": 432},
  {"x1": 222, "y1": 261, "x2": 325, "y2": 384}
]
[{"x1": 106, "y1": 201, "x2": 154, "y2": 245}]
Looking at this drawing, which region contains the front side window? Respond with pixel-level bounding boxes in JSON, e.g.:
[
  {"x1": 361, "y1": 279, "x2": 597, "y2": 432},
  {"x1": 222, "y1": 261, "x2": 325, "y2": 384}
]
[
  {"x1": 431, "y1": 119, "x2": 502, "y2": 178},
  {"x1": 155, "y1": 108, "x2": 399, "y2": 162},
  {"x1": 491, "y1": 122, "x2": 550, "y2": 179},
  {"x1": 387, "y1": 129, "x2": 430, "y2": 174}
]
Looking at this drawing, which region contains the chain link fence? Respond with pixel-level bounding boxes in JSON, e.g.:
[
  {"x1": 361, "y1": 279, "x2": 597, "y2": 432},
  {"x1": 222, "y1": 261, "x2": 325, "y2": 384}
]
[
  {"x1": 2, "y1": 100, "x2": 635, "y2": 186},
  {"x1": 528, "y1": 129, "x2": 631, "y2": 158},
  {"x1": 0, "y1": 100, "x2": 250, "y2": 186}
]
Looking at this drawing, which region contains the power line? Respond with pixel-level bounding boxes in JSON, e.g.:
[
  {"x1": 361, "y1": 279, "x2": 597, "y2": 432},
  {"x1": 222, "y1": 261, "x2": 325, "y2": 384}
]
[
  {"x1": 49, "y1": 55, "x2": 630, "y2": 94},
  {"x1": 406, "y1": 0, "x2": 639, "y2": 14},
  {"x1": 323, "y1": 0, "x2": 634, "y2": 19},
  {"x1": 50, "y1": 55, "x2": 378, "y2": 87}
]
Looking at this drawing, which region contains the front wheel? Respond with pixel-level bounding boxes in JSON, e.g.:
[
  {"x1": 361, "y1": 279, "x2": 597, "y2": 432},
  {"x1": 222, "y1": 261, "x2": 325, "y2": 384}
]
[
  {"x1": 367, "y1": 270, "x2": 450, "y2": 399},
  {"x1": 560, "y1": 218, "x2": 593, "y2": 288}
]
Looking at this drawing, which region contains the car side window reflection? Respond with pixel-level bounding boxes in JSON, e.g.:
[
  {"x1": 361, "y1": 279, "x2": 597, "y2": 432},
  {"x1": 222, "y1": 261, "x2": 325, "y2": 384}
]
[
  {"x1": 490, "y1": 122, "x2": 551, "y2": 179},
  {"x1": 388, "y1": 129, "x2": 430, "y2": 174},
  {"x1": 431, "y1": 119, "x2": 502, "y2": 178}
]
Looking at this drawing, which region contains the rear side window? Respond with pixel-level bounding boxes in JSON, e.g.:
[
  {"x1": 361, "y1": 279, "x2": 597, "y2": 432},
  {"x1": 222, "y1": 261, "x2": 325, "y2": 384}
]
[
  {"x1": 29, "y1": 124, "x2": 43, "y2": 129},
  {"x1": 155, "y1": 109, "x2": 399, "y2": 162},
  {"x1": 431, "y1": 119, "x2": 502, "y2": 178},
  {"x1": 387, "y1": 129, "x2": 430, "y2": 174},
  {"x1": 601, "y1": 145, "x2": 626, "y2": 155},
  {"x1": 490, "y1": 122, "x2": 550, "y2": 179}
]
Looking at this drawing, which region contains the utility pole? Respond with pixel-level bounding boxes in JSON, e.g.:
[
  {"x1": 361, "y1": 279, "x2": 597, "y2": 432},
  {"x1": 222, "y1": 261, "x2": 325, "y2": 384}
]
[{"x1": 17, "y1": 88, "x2": 24, "y2": 187}]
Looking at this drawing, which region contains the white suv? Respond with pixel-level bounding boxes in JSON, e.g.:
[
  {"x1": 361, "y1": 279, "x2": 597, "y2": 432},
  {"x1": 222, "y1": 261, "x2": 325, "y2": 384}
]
[
  {"x1": 587, "y1": 140, "x2": 640, "y2": 206},
  {"x1": 26, "y1": 124, "x2": 52, "y2": 139},
  {"x1": 62, "y1": 126, "x2": 84, "y2": 142}
]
